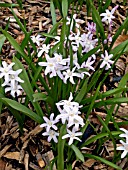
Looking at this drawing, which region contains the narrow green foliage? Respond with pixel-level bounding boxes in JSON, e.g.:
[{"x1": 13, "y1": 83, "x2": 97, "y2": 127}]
[
  {"x1": 50, "y1": 0, "x2": 57, "y2": 25},
  {"x1": 0, "y1": 3, "x2": 18, "y2": 7},
  {"x1": 62, "y1": 0, "x2": 68, "y2": 18},
  {"x1": 0, "y1": 98, "x2": 42, "y2": 123},
  {"x1": 13, "y1": 57, "x2": 44, "y2": 117},
  {"x1": 0, "y1": 34, "x2": 6, "y2": 53},
  {"x1": 57, "y1": 124, "x2": 66, "y2": 170},
  {"x1": 84, "y1": 154, "x2": 122, "y2": 170},
  {"x1": 75, "y1": 78, "x2": 88, "y2": 103},
  {"x1": 71, "y1": 144, "x2": 84, "y2": 162},
  {"x1": 81, "y1": 131, "x2": 121, "y2": 147}
]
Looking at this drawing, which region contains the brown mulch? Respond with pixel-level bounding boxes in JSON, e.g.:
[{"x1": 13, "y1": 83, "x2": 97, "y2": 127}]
[{"x1": 0, "y1": 0, "x2": 128, "y2": 169}]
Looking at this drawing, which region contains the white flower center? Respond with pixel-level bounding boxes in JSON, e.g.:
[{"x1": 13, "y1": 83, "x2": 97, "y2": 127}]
[
  {"x1": 66, "y1": 101, "x2": 71, "y2": 106},
  {"x1": 107, "y1": 13, "x2": 111, "y2": 17},
  {"x1": 71, "y1": 133, "x2": 75, "y2": 138},
  {"x1": 74, "y1": 119, "x2": 78, "y2": 123},
  {"x1": 48, "y1": 121, "x2": 52, "y2": 126},
  {"x1": 49, "y1": 63, "x2": 54, "y2": 67},
  {"x1": 67, "y1": 71, "x2": 72, "y2": 76},
  {"x1": 69, "y1": 112, "x2": 75, "y2": 117},
  {"x1": 4, "y1": 68, "x2": 8, "y2": 73},
  {"x1": 10, "y1": 75, "x2": 15, "y2": 79},
  {"x1": 104, "y1": 57, "x2": 109, "y2": 62},
  {"x1": 49, "y1": 131, "x2": 55, "y2": 137}
]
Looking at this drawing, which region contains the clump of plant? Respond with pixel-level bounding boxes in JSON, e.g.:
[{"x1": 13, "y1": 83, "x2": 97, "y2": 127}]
[{"x1": 0, "y1": 0, "x2": 128, "y2": 169}]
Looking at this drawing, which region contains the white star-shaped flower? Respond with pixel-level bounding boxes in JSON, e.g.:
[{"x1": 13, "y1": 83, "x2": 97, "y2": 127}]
[
  {"x1": 117, "y1": 140, "x2": 128, "y2": 158},
  {"x1": 119, "y1": 128, "x2": 128, "y2": 142},
  {"x1": 31, "y1": 35, "x2": 44, "y2": 46},
  {"x1": 40, "y1": 113, "x2": 58, "y2": 132},
  {"x1": 5, "y1": 82, "x2": 23, "y2": 97},
  {"x1": 100, "y1": 9, "x2": 115, "y2": 24},
  {"x1": 62, "y1": 127, "x2": 82, "y2": 145},
  {"x1": 42, "y1": 129, "x2": 59, "y2": 143},
  {"x1": 37, "y1": 44, "x2": 50, "y2": 57},
  {"x1": 0, "y1": 61, "x2": 15, "y2": 86},
  {"x1": 100, "y1": 50, "x2": 114, "y2": 70},
  {"x1": 6, "y1": 69, "x2": 24, "y2": 88},
  {"x1": 63, "y1": 67, "x2": 82, "y2": 84},
  {"x1": 56, "y1": 92, "x2": 81, "y2": 113},
  {"x1": 38, "y1": 54, "x2": 57, "y2": 77}
]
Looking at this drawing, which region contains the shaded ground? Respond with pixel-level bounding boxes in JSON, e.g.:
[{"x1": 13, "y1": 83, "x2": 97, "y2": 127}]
[{"x1": 0, "y1": 0, "x2": 128, "y2": 169}]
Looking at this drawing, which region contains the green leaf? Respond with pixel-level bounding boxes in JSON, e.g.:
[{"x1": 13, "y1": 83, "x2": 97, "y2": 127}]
[
  {"x1": 75, "y1": 78, "x2": 88, "y2": 103},
  {"x1": 0, "y1": 34, "x2": 6, "y2": 53},
  {"x1": 62, "y1": 0, "x2": 68, "y2": 18},
  {"x1": 0, "y1": 3, "x2": 18, "y2": 7},
  {"x1": 81, "y1": 131, "x2": 121, "y2": 146},
  {"x1": 57, "y1": 124, "x2": 66, "y2": 170},
  {"x1": 13, "y1": 57, "x2": 44, "y2": 117},
  {"x1": 9, "y1": 107, "x2": 24, "y2": 133},
  {"x1": 71, "y1": 144, "x2": 84, "y2": 162},
  {"x1": 33, "y1": 93, "x2": 48, "y2": 102},
  {"x1": 50, "y1": 0, "x2": 56, "y2": 25},
  {"x1": 94, "y1": 97, "x2": 128, "y2": 108},
  {"x1": 0, "y1": 98, "x2": 42, "y2": 123},
  {"x1": 81, "y1": 45, "x2": 101, "y2": 63},
  {"x1": 84, "y1": 154, "x2": 122, "y2": 170}
]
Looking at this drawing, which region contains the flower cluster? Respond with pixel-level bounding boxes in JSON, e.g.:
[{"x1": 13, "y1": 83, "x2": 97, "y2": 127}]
[
  {"x1": 117, "y1": 128, "x2": 128, "y2": 158},
  {"x1": 40, "y1": 93, "x2": 84, "y2": 145},
  {"x1": 40, "y1": 113, "x2": 59, "y2": 143},
  {"x1": 100, "y1": 6, "x2": 118, "y2": 44},
  {"x1": 0, "y1": 61, "x2": 24, "y2": 97},
  {"x1": 56, "y1": 92, "x2": 84, "y2": 145},
  {"x1": 30, "y1": 11, "x2": 115, "y2": 83}
]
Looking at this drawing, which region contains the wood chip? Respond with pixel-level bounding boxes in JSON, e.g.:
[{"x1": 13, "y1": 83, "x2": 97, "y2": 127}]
[
  {"x1": 36, "y1": 153, "x2": 45, "y2": 168},
  {"x1": 21, "y1": 125, "x2": 42, "y2": 142},
  {"x1": 112, "y1": 35, "x2": 128, "y2": 49},
  {"x1": 24, "y1": 153, "x2": 29, "y2": 170},
  {"x1": 0, "y1": 160, "x2": 6, "y2": 170},
  {"x1": 3, "y1": 152, "x2": 20, "y2": 161},
  {"x1": 0, "y1": 144, "x2": 12, "y2": 158},
  {"x1": 83, "y1": 159, "x2": 96, "y2": 168}
]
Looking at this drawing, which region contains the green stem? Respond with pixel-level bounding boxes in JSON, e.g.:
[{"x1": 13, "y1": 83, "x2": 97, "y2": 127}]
[{"x1": 57, "y1": 124, "x2": 66, "y2": 170}]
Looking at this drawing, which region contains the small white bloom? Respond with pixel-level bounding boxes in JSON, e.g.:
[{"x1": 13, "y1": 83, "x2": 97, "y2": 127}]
[
  {"x1": 56, "y1": 92, "x2": 81, "y2": 112},
  {"x1": 119, "y1": 128, "x2": 128, "y2": 142},
  {"x1": 31, "y1": 35, "x2": 44, "y2": 46},
  {"x1": 54, "y1": 53, "x2": 69, "y2": 65},
  {"x1": 0, "y1": 61, "x2": 15, "y2": 85},
  {"x1": 62, "y1": 127, "x2": 82, "y2": 145},
  {"x1": 81, "y1": 33, "x2": 98, "y2": 53},
  {"x1": 81, "y1": 57, "x2": 95, "y2": 71},
  {"x1": 5, "y1": 82, "x2": 23, "y2": 97},
  {"x1": 40, "y1": 113, "x2": 58, "y2": 132},
  {"x1": 65, "y1": 106, "x2": 84, "y2": 130},
  {"x1": 63, "y1": 67, "x2": 82, "y2": 84},
  {"x1": 69, "y1": 31, "x2": 82, "y2": 48},
  {"x1": 117, "y1": 140, "x2": 128, "y2": 158},
  {"x1": 5, "y1": 69, "x2": 24, "y2": 88},
  {"x1": 42, "y1": 129, "x2": 59, "y2": 143},
  {"x1": 38, "y1": 44, "x2": 50, "y2": 57},
  {"x1": 38, "y1": 54, "x2": 57, "y2": 77},
  {"x1": 100, "y1": 9, "x2": 115, "y2": 24},
  {"x1": 66, "y1": 14, "x2": 84, "y2": 31},
  {"x1": 100, "y1": 50, "x2": 114, "y2": 70}
]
